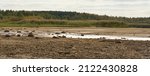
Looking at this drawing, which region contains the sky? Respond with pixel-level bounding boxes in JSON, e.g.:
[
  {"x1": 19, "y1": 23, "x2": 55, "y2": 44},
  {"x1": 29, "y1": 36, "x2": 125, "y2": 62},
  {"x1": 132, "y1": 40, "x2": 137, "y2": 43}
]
[{"x1": 0, "y1": 0, "x2": 150, "y2": 17}]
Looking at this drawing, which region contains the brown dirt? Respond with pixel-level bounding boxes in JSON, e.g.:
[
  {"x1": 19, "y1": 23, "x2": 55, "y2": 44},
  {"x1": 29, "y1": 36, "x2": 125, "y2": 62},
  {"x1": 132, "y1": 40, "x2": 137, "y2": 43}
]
[
  {"x1": 0, "y1": 36, "x2": 150, "y2": 59},
  {"x1": 0, "y1": 27, "x2": 150, "y2": 59}
]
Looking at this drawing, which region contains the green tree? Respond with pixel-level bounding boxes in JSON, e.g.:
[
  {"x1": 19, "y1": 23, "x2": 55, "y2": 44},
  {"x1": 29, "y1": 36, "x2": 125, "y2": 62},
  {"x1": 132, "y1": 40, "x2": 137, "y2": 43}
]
[{"x1": 0, "y1": 14, "x2": 3, "y2": 19}]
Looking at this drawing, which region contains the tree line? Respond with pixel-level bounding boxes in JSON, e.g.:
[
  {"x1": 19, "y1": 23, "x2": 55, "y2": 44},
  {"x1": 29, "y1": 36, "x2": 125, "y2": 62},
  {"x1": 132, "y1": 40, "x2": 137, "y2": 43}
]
[{"x1": 0, "y1": 10, "x2": 150, "y2": 25}]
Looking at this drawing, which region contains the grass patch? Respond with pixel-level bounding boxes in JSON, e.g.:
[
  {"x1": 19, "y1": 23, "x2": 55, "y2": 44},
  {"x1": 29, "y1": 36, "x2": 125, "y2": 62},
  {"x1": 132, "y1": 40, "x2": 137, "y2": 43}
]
[{"x1": 0, "y1": 20, "x2": 130, "y2": 28}]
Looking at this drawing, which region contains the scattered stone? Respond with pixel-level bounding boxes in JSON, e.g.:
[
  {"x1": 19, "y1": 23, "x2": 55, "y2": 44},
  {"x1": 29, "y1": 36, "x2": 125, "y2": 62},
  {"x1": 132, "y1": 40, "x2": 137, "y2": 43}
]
[
  {"x1": 55, "y1": 32, "x2": 60, "y2": 34},
  {"x1": 121, "y1": 37, "x2": 126, "y2": 40},
  {"x1": 4, "y1": 30, "x2": 9, "y2": 32},
  {"x1": 100, "y1": 37, "x2": 106, "y2": 40},
  {"x1": 58, "y1": 35, "x2": 66, "y2": 38},
  {"x1": 16, "y1": 33, "x2": 23, "y2": 37},
  {"x1": 61, "y1": 35, "x2": 66, "y2": 38},
  {"x1": 35, "y1": 37, "x2": 41, "y2": 39},
  {"x1": 58, "y1": 36, "x2": 62, "y2": 38},
  {"x1": 5, "y1": 34, "x2": 11, "y2": 37},
  {"x1": 61, "y1": 31, "x2": 66, "y2": 33},
  {"x1": 16, "y1": 34, "x2": 21, "y2": 37},
  {"x1": 17, "y1": 30, "x2": 21, "y2": 33},
  {"x1": 81, "y1": 34, "x2": 84, "y2": 36},
  {"x1": 52, "y1": 36, "x2": 59, "y2": 39},
  {"x1": 28, "y1": 32, "x2": 34, "y2": 37},
  {"x1": 115, "y1": 40, "x2": 122, "y2": 43}
]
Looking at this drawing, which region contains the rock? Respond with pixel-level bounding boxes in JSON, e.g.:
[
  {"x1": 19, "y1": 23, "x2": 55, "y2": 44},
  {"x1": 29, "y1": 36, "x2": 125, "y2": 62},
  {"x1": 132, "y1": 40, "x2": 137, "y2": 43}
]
[
  {"x1": 17, "y1": 30, "x2": 21, "y2": 33},
  {"x1": 81, "y1": 34, "x2": 84, "y2": 36},
  {"x1": 61, "y1": 31, "x2": 66, "y2": 33},
  {"x1": 16, "y1": 33, "x2": 23, "y2": 37},
  {"x1": 115, "y1": 40, "x2": 122, "y2": 43},
  {"x1": 58, "y1": 35, "x2": 66, "y2": 38},
  {"x1": 4, "y1": 30, "x2": 9, "y2": 32},
  {"x1": 28, "y1": 32, "x2": 34, "y2": 37},
  {"x1": 52, "y1": 36, "x2": 59, "y2": 39},
  {"x1": 61, "y1": 35, "x2": 66, "y2": 38},
  {"x1": 5, "y1": 34, "x2": 11, "y2": 37},
  {"x1": 121, "y1": 37, "x2": 126, "y2": 40},
  {"x1": 16, "y1": 34, "x2": 21, "y2": 37},
  {"x1": 100, "y1": 37, "x2": 106, "y2": 40},
  {"x1": 35, "y1": 37, "x2": 41, "y2": 39},
  {"x1": 55, "y1": 32, "x2": 60, "y2": 34}
]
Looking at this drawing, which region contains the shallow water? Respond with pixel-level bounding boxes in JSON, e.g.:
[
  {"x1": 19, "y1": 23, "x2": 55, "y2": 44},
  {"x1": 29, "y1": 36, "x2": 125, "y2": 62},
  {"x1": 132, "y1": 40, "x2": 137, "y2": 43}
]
[
  {"x1": 0, "y1": 30, "x2": 150, "y2": 41},
  {"x1": 52, "y1": 33, "x2": 150, "y2": 41}
]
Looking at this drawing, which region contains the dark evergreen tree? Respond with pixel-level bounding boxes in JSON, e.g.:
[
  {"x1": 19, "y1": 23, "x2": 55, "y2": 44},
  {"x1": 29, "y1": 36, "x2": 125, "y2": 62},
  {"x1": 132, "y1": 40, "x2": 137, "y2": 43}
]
[
  {"x1": 0, "y1": 10, "x2": 150, "y2": 24},
  {"x1": 0, "y1": 14, "x2": 3, "y2": 19}
]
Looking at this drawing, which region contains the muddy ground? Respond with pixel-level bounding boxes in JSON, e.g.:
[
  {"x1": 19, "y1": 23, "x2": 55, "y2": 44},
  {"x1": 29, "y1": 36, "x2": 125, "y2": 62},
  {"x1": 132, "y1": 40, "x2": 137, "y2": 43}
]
[
  {"x1": 0, "y1": 27, "x2": 150, "y2": 59},
  {"x1": 1, "y1": 27, "x2": 150, "y2": 37}
]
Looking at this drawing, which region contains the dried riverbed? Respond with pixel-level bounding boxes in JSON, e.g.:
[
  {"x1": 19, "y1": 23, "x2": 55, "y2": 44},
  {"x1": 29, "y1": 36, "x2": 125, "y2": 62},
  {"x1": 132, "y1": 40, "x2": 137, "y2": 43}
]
[
  {"x1": 0, "y1": 27, "x2": 150, "y2": 59},
  {"x1": 0, "y1": 29, "x2": 150, "y2": 41}
]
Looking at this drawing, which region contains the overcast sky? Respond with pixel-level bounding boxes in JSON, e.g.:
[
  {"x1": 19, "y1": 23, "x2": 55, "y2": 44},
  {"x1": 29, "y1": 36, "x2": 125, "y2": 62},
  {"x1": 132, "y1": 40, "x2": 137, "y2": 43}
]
[{"x1": 0, "y1": 0, "x2": 150, "y2": 17}]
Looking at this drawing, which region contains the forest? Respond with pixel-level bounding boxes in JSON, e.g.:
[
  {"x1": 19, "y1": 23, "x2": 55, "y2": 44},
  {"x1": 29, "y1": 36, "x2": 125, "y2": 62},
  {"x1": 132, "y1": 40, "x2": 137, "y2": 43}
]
[{"x1": 0, "y1": 10, "x2": 150, "y2": 28}]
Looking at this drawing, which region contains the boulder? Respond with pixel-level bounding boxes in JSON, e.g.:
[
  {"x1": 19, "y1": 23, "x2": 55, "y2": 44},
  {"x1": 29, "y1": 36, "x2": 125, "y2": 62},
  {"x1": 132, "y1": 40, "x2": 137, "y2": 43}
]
[{"x1": 28, "y1": 32, "x2": 34, "y2": 37}]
